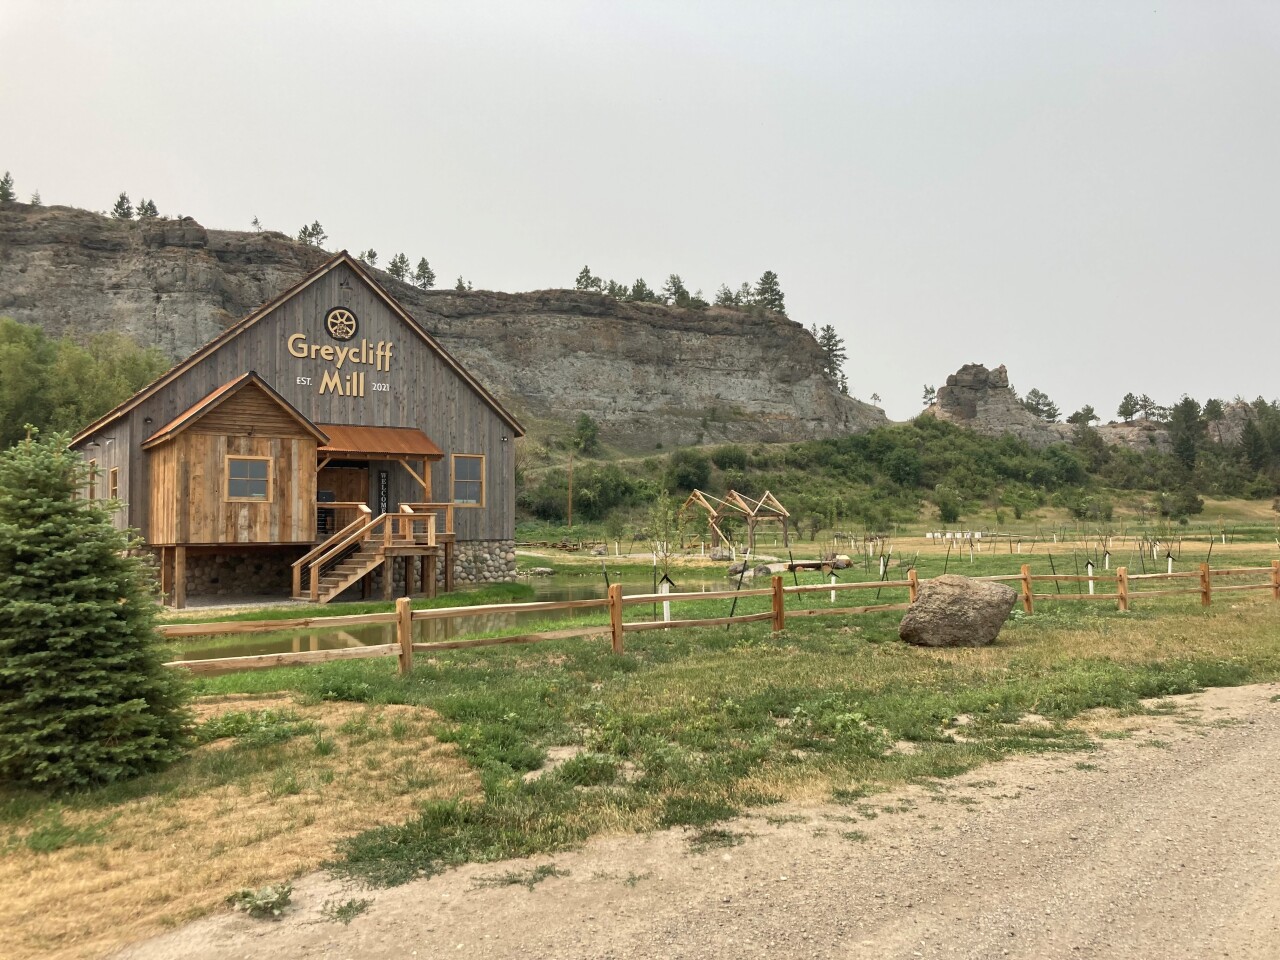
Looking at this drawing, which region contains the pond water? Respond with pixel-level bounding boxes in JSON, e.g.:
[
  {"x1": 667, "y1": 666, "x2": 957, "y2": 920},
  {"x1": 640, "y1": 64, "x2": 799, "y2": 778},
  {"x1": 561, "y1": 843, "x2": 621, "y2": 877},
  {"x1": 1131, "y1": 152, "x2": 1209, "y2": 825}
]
[{"x1": 170, "y1": 571, "x2": 737, "y2": 661}]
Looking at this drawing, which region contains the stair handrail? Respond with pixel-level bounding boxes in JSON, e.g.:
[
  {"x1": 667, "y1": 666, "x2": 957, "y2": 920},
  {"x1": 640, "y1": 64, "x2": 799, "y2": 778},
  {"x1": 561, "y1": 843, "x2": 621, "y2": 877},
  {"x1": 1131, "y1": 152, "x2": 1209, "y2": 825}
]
[
  {"x1": 306, "y1": 511, "x2": 389, "y2": 601},
  {"x1": 293, "y1": 504, "x2": 373, "y2": 596},
  {"x1": 401, "y1": 502, "x2": 455, "y2": 538}
]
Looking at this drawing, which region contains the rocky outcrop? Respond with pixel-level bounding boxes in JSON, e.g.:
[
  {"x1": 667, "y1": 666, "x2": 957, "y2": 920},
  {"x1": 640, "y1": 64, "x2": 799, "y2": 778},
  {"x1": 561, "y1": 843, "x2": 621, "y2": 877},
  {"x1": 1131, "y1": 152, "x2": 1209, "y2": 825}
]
[
  {"x1": 898, "y1": 575, "x2": 1017, "y2": 647},
  {"x1": 932, "y1": 362, "x2": 1179, "y2": 453},
  {"x1": 0, "y1": 203, "x2": 887, "y2": 449},
  {"x1": 932, "y1": 363, "x2": 1071, "y2": 448}
]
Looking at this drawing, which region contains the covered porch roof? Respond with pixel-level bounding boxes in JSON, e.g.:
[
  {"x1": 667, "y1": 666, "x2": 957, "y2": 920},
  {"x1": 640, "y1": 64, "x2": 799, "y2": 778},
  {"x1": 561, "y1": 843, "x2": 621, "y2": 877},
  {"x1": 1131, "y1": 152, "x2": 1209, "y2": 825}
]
[{"x1": 316, "y1": 424, "x2": 444, "y2": 460}]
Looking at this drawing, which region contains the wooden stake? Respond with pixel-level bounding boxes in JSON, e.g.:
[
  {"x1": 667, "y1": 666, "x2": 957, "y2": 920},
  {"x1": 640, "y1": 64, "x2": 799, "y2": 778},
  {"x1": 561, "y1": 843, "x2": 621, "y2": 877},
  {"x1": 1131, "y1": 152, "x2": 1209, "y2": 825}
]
[
  {"x1": 1199, "y1": 562, "x2": 1211, "y2": 608},
  {"x1": 907, "y1": 567, "x2": 919, "y2": 604},
  {"x1": 1116, "y1": 566, "x2": 1129, "y2": 612},
  {"x1": 1020, "y1": 563, "x2": 1033, "y2": 614},
  {"x1": 771, "y1": 575, "x2": 785, "y2": 633},
  {"x1": 1272, "y1": 560, "x2": 1279, "y2": 602},
  {"x1": 608, "y1": 583, "x2": 624, "y2": 654},
  {"x1": 174, "y1": 546, "x2": 187, "y2": 610},
  {"x1": 396, "y1": 596, "x2": 413, "y2": 675}
]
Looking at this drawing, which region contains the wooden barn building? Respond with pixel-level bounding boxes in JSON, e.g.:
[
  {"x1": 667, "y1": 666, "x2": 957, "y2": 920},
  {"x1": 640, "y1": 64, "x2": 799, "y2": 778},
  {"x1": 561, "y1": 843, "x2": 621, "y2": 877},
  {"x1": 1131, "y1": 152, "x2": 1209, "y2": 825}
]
[{"x1": 72, "y1": 251, "x2": 523, "y2": 607}]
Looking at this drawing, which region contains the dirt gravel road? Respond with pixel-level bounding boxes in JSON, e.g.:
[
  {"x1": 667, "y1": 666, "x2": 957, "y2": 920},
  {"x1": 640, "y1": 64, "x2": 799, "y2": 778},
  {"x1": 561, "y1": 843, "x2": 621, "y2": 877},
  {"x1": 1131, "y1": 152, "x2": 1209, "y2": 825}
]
[{"x1": 119, "y1": 681, "x2": 1280, "y2": 960}]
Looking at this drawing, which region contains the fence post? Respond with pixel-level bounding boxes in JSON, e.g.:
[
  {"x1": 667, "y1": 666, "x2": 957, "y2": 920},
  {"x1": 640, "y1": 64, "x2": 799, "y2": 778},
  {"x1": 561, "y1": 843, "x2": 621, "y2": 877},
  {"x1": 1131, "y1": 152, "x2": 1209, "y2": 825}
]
[
  {"x1": 1020, "y1": 564, "x2": 1034, "y2": 614},
  {"x1": 1199, "y1": 562, "x2": 1211, "y2": 608},
  {"x1": 1116, "y1": 566, "x2": 1129, "y2": 612},
  {"x1": 771, "y1": 575, "x2": 785, "y2": 633},
  {"x1": 608, "y1": 583, "x2": 624, "y2": 654},
  {"x1": 1272, "y1": 560, "x2": 1279, "y2": 602},
  {"x1": 396, "y1": 596, "x2": 413, "y2": 676},
  {"x1": 908, "y1": 567, "x2": 919, "y2": 604}
]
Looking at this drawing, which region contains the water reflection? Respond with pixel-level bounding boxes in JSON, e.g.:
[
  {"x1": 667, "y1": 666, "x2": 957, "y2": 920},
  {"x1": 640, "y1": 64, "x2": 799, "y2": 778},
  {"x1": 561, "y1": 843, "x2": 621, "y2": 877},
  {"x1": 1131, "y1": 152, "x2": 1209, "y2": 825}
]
[{"x1": 172, "y1": 573, "x2": 732, "y2": 661}]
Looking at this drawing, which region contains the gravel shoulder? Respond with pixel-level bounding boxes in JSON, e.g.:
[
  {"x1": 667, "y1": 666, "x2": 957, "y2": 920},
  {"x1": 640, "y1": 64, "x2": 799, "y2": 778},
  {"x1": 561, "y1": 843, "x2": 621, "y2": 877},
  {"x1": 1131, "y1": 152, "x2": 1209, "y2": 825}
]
[{"x1": 118, "y1": 681, "x2": 1280, "y2": 960}]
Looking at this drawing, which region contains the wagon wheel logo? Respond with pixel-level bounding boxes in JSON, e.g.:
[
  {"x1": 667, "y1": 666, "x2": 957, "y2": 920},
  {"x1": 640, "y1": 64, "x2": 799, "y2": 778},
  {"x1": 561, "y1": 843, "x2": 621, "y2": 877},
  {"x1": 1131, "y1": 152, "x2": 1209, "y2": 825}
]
[{"x1": 325, "y1": 307, "x2": 358, "y2": 341}]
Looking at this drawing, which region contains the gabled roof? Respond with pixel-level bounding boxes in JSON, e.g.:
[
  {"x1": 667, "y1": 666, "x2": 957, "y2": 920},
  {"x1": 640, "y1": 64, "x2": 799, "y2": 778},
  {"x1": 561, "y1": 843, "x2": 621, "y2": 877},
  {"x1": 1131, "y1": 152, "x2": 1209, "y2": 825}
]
[
  {"x1": 140, "y1": 372, "x2": 329, "y2": 449},
  {"x1": 73, "y1": 250, "x2": 524, "y2": 445}
]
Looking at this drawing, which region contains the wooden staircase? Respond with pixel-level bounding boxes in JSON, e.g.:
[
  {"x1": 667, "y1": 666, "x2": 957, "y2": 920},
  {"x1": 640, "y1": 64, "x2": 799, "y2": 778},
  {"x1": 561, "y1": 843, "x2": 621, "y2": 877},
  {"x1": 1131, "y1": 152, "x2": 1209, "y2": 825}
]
[{"x1": 292, "y1": 504, "x2": 452, "y2": 604}]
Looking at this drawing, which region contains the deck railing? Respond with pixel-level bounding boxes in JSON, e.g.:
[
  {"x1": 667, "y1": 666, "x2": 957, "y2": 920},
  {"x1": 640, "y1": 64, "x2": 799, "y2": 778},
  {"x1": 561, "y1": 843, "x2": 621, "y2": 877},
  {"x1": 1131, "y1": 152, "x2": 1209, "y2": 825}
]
[{"x1": 169, "y1": 561, "x2": 1280, "y2": 676}]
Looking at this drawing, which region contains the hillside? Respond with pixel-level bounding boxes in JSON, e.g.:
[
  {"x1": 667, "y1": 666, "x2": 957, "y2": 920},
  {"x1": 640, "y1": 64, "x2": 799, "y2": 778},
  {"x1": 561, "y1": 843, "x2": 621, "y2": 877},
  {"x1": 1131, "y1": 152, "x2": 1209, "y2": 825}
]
[{"x1": 0, "y1": 203, "x2": 885, "y2": 449}]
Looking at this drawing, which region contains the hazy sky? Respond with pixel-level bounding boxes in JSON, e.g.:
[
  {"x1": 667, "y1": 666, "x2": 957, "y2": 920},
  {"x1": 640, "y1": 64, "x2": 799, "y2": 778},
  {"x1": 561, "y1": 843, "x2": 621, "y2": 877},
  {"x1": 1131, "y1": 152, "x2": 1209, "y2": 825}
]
[{"x1": 3, "y1": 1, "x2": 1278, "y2": 421}]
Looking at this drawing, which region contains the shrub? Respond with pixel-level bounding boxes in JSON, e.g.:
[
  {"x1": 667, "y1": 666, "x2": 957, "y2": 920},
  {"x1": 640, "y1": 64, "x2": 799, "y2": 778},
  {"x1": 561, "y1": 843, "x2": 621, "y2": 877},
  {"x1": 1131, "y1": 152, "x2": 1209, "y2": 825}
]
[
  {"x1": 710, "y1": 444, "x2": 748, "y2": 471},
  {"x1": 0, "y1": 432, "x2": 189, "y2": 790},
  {"x1": 665, "y1": 449, "x2": 711, "y2": 491}
]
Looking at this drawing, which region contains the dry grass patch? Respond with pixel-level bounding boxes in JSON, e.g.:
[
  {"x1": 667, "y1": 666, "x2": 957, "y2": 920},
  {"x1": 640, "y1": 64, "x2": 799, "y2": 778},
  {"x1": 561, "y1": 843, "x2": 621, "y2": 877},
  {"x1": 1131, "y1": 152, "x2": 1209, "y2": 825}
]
[{"x1": 0, "y1": 696, "x2": 479, "y2": 960}]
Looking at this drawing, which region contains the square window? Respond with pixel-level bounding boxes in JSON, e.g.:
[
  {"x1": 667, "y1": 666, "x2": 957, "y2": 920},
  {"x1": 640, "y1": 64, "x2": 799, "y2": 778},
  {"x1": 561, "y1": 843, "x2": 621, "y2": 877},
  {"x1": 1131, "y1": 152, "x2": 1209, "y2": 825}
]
[{"x1": 226, "y1": 457, "x2": 271, "y2": 501}]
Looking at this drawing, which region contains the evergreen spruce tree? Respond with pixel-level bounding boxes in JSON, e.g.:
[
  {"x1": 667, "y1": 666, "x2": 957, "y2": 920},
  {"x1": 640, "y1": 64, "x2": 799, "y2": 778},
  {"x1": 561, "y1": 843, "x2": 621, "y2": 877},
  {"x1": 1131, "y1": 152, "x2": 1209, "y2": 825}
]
[
  {"x1": 136, "y1": 198, "x2": 159, "y2": 219},
  {"x1": 111, "y1": 192, "x2": 134, "y2": 220},
  {"x1": 455, "y1": 275, "x2": 467, "y2": 291},
  {"x1": 358, "y1": 248, "x2": 378, "y2": 267},
  {"x1": 816, "y1": 324, "x2": 847, "y2": 380},
  {"x1": 29, "y1": 190, "x2": 41, "y2": 206},
  {"x1": 0, "y1": 171, "x2": 14, "y2": 202},
  {"x1": 714, "y1": 284, "x2": 736, "y2": 306},
  {"x1": 413, "y1": 257, "x2": 435, "y2": 289},
  {"x1": 0, "y1": 431, "x2": 189, "y2": 790}
]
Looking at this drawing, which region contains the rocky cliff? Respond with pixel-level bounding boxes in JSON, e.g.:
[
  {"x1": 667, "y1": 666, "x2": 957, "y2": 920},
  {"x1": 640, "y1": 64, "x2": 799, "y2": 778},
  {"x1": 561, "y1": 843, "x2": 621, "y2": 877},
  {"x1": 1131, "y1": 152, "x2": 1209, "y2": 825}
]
[
  {"x1": 931, "y1": 362, "x2": 1173, "y2": 453},
  {"x1": 0, "y1": 203, "x2": 886, "y2": 448}
]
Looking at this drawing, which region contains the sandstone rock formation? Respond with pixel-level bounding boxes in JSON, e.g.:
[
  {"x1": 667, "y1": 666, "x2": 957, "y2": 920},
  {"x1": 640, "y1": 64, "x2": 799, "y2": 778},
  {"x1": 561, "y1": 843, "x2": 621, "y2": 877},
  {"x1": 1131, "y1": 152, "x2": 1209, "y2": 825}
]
[
  {"x1": 898, "y1": 575, "x2": 1017, "y2": 647},
  {"x1": 0, "y1": 203, "x2": 887, "y2": 449},
  {"x1": 931, "y1": 362, "x2": 1176, "y2": 453},
  {"x1": 932, "y1": 363, "x2": 1071, "y2": 448}
]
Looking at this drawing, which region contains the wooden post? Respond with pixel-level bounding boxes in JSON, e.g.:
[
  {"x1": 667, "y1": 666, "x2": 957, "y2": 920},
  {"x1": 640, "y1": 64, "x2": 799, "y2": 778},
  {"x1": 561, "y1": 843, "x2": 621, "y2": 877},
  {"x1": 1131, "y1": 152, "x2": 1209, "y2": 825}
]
[
  {"x1": 1020, "y1": 563, "x2": 1033, "y2": 614},
  {"x1": 292, "y1": 562, "x2": 301, "y2": 600},
  {"x1": 771, "y1": 575, "x2": 785, "y2": 632},
  {"x1": 1272, "y1": 560, "x2": 1280, "y2": 602},
  {"x1": 1116, "y1": 566, "x2": 1129, "y2": 612},
  {"x1": 444, "y1": 540, "x2": 455, "y2": 593},
  {"x1": 608, "y1": 582, "x2": 624, "y2": 654},
  {"x1": 159, "y1": 547, "x2": 172, "y2": 604},
  {"x1": 1199, "y1": 562, "x2": 1211, "y2": 607},
  {"x1": 174, "y1": 546, "x2": 187, "y2": 610},
  {"x1": 382, "y1": 561, "x2": 393, "y2": 601},
  {"x1": 426, "y1": 553, "x2": 437, "y2": 599},
  {"x1": 396, "y1": 596, "x2": 413, "y2": 676},
  {"x1": 908, "y1": 567, "x2": 919, "y2": 604}
]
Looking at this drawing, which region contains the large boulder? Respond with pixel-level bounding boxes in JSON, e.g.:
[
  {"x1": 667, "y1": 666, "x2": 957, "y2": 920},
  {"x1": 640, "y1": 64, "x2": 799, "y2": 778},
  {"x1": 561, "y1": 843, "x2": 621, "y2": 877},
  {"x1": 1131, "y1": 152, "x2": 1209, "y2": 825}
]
[{"x1": 898, "y1": 574, "x2": 1017, "y2": 647}]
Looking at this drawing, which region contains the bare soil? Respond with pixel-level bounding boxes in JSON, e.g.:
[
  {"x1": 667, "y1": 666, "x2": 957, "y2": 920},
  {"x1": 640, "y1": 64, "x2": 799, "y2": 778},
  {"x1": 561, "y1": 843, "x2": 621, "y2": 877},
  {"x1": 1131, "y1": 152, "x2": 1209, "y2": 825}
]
[{"x1": 116, "y1": 680, "x2": 1280, "y2": 960}]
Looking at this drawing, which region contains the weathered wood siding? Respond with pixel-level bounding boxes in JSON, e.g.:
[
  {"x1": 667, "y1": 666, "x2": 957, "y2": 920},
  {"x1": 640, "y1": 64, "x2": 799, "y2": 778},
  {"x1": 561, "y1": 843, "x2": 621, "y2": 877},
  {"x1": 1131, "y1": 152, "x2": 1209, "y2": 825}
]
[
  {"x1": 77, "y1": 421, "x2": 131, "y2": 530},
  {"x1": 148, "y1": 434, "x2": 317, "y2": 545},
  {"x1": 109, "y1": 262, "x2": 514, "y2": 544}
]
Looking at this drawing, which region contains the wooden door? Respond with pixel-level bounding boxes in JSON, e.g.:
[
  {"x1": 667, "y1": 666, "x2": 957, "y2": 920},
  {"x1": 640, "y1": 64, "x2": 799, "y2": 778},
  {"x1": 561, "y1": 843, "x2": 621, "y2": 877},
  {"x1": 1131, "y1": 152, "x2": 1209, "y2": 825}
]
[{"x1": 317, "y1": 466, "x2": 369, "y2": 536}]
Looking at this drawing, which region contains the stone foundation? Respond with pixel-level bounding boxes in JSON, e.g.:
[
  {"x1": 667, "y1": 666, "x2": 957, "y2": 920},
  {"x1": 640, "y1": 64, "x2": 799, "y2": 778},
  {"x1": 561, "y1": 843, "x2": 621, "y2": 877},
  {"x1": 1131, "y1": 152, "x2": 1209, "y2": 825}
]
[
  {"x1": 167, "y1": 539, "x2": 516, "y2": 603},
  {"x1": 370, "y1": 539, "x2": 517, "y2": 594},
  {"x1": 167, "y1": 547, "x2": 301, "y2": 598}
]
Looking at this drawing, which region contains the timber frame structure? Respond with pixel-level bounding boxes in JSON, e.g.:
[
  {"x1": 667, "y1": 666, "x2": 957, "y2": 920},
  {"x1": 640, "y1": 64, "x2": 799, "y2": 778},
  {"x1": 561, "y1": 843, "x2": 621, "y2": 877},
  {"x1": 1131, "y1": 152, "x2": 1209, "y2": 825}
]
[{"x1": 681, "y1": 489, "x2": 791, "y2": 550}]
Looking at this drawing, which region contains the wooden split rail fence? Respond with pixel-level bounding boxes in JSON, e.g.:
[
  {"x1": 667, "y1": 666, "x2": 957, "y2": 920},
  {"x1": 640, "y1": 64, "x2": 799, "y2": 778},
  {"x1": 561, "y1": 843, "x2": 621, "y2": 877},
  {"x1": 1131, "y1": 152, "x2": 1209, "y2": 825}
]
[{"x1": 162, "y1": 561, "x2": 1280, "y2": 676}]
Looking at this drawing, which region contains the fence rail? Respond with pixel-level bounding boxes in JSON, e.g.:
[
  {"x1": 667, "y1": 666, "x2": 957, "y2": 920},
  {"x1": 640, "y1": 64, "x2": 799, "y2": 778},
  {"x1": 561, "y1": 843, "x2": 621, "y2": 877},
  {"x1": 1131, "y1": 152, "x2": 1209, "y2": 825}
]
[{"x1": 163, "y1": 560, "x2": 1280, "y2": 676}]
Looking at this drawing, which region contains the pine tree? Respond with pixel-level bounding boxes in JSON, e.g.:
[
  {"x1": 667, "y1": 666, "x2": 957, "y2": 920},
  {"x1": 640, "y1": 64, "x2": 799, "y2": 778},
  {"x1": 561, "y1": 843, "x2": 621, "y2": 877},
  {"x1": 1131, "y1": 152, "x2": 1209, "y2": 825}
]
[
  {"x1": 1066, "y1": 404, "x2": 1099, "y2": 425},
  {"x1": 136, "y1": 198, "x2": 158, "y2": 219},
  {"x1": 629, "y1": 278, "x2": 656, "y2": 302},
  {"x1": 816, "y1": 324, "x2": 847, "y2": 381},
  {"x1": 413, "y1": 257, "x2": 435, "y2": 289},
  {"x1": 575, "y1": 265, "x2": 602, "y2": 291},
  {"x1": 111, "y1": 192, "x2": 134, "y2": 220},
  {"x1": 387, "y1": 252, "x2": 410, "y2": 281},
  {"x1": 923, "y1": 385, "x2": 937, "y2": 407},
  {"x1": 0, "y1": 431, "x2": 189, "y2": 790},
  {"x1": 251, "y1": 216, "x2": 262, "y2": 232},
  {"x1": 714, "y1": 284, "x2": 736, "y2": 306},
  {"x1": 605, "y1": 279, "x2": 627, "y2": 298},
  {"x1": 1022, "y1": 388, "x2": 1060, "y2": 423},
  {"x1": 296, "y1": 221, "x2": 326, "y2": 247},
  {"x1": 662, "y1": 274, "x2": 689, "y2": 306},
  {"x1": 358, "y1": 249, "x2": 378, "y2": 267},
  {"x1": 455, "y1": 275, "x2": 467, "y2": 292},
  {"x1": 0, "y1": 171, "x2": 14, "y2": 202},
  {"x1": 752, "y1": 270, "x2": 786, "y2": 313},
  {"x1": 1117, "y1": 393, "x2": 1140, "y2": 422},
  {"x1": 736, "y1": 282, "x2": 753, "y2": 305},
  {"x1": 28, "y1": 190, "x2": 41, "y2": 206}
]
